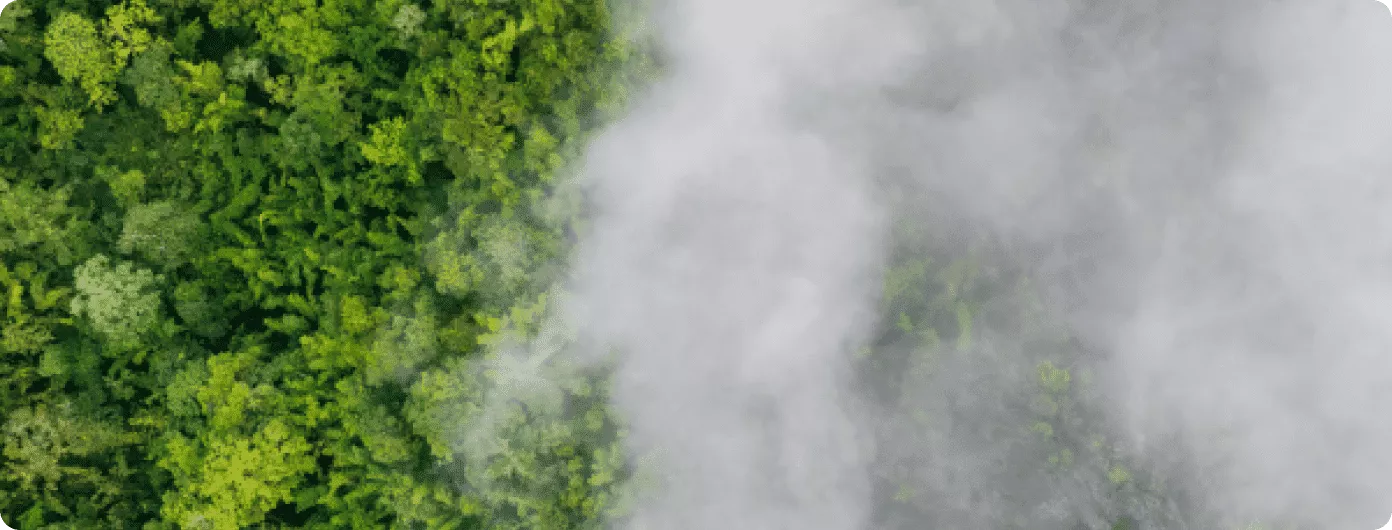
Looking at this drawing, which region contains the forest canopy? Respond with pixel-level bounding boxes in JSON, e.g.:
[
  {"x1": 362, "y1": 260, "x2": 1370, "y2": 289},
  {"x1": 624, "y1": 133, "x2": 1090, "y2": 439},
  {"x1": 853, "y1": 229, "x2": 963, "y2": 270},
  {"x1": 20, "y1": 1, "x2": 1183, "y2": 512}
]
[{"x1": 0, "y1": 0, "x2": 648, "y2": 527}]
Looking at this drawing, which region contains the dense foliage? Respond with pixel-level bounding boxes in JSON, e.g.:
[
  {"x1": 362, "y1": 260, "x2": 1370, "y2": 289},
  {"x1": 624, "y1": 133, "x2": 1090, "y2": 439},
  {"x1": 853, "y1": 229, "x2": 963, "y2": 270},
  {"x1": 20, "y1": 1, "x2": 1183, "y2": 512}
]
[{"x1": 0, "y1": 0, "x2": 648, "y2": 527}]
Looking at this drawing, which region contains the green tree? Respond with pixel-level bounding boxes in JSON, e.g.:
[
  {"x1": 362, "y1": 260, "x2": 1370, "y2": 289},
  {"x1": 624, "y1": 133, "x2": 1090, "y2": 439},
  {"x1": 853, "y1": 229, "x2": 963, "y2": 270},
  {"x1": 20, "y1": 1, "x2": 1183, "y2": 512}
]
[
  {"x1": 158, "y1": 419, "x2": 316, "y2": 530},
  {"x1": 68, "y1": 254, "x2": 164, "y2": 350},
  {"x1": 43, "y1": 11, "x2": 120, "y2": 109},
  {"x1": 42, "y1": 0, "x2": 162, "y2": 111},
  {"x1": 172, "y1": 280, "x2": 229, "y2": 339},
  {"x1": 0, "y1": 179, "x2": 85, "y2": 266},
  {"x1": 118, "y1": 199, "x2": 208, "y2": 270},
  {"x1": 1, "y1": 400, "x2": 143, "y2": 527}
]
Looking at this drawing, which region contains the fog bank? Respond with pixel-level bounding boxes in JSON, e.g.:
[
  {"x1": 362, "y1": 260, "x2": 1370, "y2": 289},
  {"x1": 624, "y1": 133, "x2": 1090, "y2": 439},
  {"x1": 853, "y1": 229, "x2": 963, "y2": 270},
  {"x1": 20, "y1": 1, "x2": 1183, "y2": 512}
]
[{"x1": 562, "y1": 1, "x2": 1392, "y2": 528}]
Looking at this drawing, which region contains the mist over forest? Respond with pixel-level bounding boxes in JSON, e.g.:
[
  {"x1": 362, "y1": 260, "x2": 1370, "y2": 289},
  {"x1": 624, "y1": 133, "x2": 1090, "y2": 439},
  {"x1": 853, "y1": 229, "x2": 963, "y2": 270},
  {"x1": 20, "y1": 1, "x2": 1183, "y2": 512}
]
[{"x1": 2, "y1": 0, "x2": 1392, "y2": 529}]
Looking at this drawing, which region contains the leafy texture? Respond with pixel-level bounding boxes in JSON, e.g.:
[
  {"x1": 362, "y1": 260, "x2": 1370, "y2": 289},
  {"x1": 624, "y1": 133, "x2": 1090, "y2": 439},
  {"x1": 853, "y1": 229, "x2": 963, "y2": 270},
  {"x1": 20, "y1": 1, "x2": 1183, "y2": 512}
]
[
  {"x1": 68, "y1": 254, "x2": 163, "y2": 350},
  {"x1": 2, "y1": 0, "x2": 641, "y2": 527}
]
